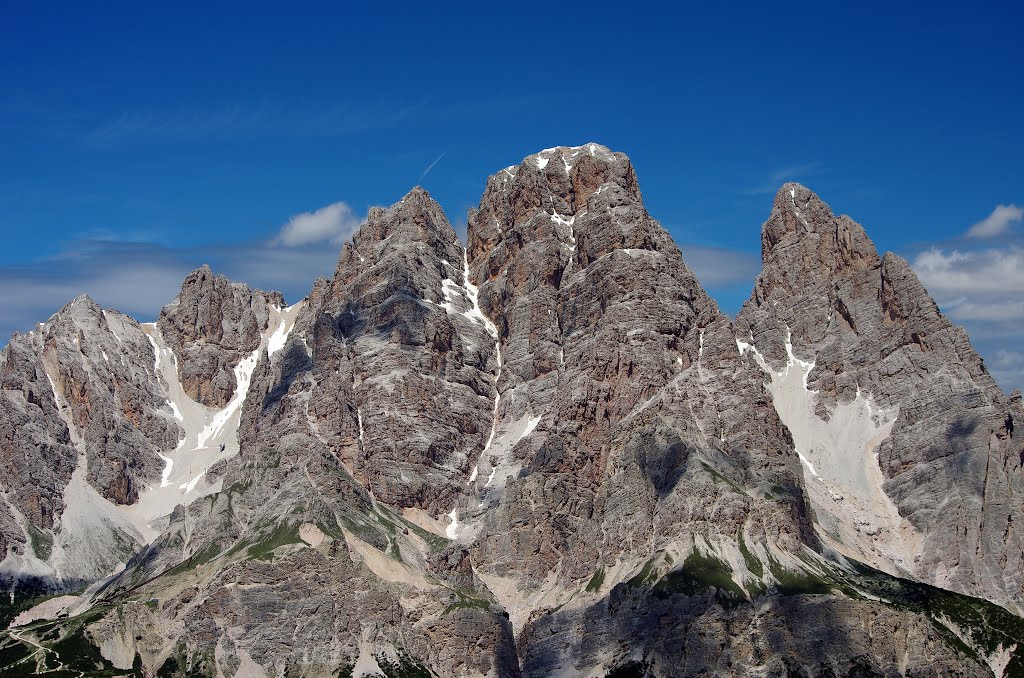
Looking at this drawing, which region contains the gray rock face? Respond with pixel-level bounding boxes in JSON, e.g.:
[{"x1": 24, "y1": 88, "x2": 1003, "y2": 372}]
[
  {"x1": 302, "y1": 187, "x2": 499, "y2": 512},
  {"x1": 2, "y1": 146, "x2": 1022, "y2": 677},
  {"x1": 0, "y1": 296, "x2": 181, "y2": 585},
  {"x1": 158, "y1": 265, "x2": 285, "y2": 409},
  {"x1": 736, "y1": 183, "x2": 1024, "y2": 613},
  {"x1": 462, "y1": 145, "x2": 816, "y2": 595}
]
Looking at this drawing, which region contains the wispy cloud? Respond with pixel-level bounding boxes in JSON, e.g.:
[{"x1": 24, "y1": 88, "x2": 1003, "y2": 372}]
[
  {"x1": 82, "y1": 104, "x2": 271, "y2": 145},
  {"x1": 965, "y1": 204, "x2": 1023, "y2": 238},
  {"x1": 679, "y1": 244, "x2": 760, "y2": 288},
  {"x1": 913, "y1": 246, "x2": 1024, "y2": 295},
  {"x1": 741, "y1": 162, "x2": 823, "y2": 195},
  {"x1": 73, "y1": 97, "x2": 435, "y2": 147},
  {"x1": 417, "y1": 151, "x2": 446, "y2": 184},
  {"x1": 911, "y1": 244, "x2": 1024, "y2": 392},
  {"x1": 0, "y1": 238, "x2": 342, "y2": 343},
  {"x1": 273, "y1": 202, "x2": 363, "y2": 247}
]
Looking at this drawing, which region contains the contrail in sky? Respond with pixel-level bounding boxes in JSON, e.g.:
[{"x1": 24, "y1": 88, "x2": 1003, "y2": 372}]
[{"x1": 417, "y1": 151, "x2": 446, "y2": 184}]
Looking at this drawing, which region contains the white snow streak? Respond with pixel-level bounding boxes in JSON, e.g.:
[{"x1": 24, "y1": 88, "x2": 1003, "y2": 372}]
[
  {"x1": 446, "y1": 508, "x2": 459, "y2": 539},
  {"x1": 735, "y1": 327, "x2": 918, "y2": 573},
  {"x1": 157, "y1": 453, "x2": 173, "y2": 488},
  {"x1": 178, "y1": 472, "x2": 205, "y2": 494},
  {"x1": 196, "y1": 349, "x2": 260, "y2": 449},
  {"x1": 551, "y1": 211, "x2": 577, "y2": 253},
  {"x1": 267, "y1": 304, "x2": 301, "y2": 358}
]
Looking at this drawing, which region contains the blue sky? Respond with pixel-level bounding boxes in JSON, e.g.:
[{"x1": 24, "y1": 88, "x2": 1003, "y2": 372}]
[{"x1": 1, "y1": 2, "x2": 1022, "y2": 390}]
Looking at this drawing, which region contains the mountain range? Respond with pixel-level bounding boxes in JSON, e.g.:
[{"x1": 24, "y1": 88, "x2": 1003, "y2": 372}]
[{"x1": 1, "y1": 144, "x2": 1022, "y2": 677}]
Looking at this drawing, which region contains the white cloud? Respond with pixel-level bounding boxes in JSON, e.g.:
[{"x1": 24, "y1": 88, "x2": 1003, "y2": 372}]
[
  {"x1": 944, "y1": 299, "x2": 1024, "y2": 322},
  {"x1": 273, "y1": 201, "x2": 362, "y2": 247},
  {"x1": 0, "y1": 238, "x2": 340, "y2": 344},
  {"x1": 680, "y1": 244, "x2": 760, "y2": 287},
  {"x1": 965, "y1": 204, "x2": 1023, "y2": 238},
  {"x1": 990, "y1": 350, "x2": 1024, "y2": 394},
  {"x1": 912, "y1": 246, "x2": 1024, "y2": 295}
]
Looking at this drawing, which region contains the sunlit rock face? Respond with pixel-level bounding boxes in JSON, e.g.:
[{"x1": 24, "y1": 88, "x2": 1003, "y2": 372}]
[
  {"x1": 0, "y1": 148, "x2": 1020, "y2": 677},
  {"x1": 737, "y1": 182, "x2": 1024, "y2": 613}
]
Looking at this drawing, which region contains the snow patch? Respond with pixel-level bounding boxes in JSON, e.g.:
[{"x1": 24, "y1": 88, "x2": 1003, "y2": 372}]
[
  {"x1": 178, "y1": 472, "x2": 205, "y2": 494},
  {"x1": 551, "y1": 211, "x2": 577, "y2": 253},
  {"x1": 445, "y1": 508, "x2": 459, "y2": 539},
  {"x1": 124, "y1": 303, "x2": 304, "y2": 543},
  {"x1": 736, "y1": 329, "x2": 920, "y2": 574},
  {"x1": 267, "y1": 303, "x2": 301, "y2": 357},
  {"x1": 157, "y1": 453, "x2": 173, "y2": 488},
  {"x1": 196, "y1": 349, "x2": 259, "y2": 449}
]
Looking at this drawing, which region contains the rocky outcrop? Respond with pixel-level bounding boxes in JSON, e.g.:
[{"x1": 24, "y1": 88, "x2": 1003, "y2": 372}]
[
  {"x1": 0, "y1": 296, "x2": 182, "y2": 585},
  {"x1": 158, "y1": 265, "x2": 284, "y2": 409},
  {"x1": 460, "y1": 145, "x2": 815, "y2": 600},
  {"x1": 298, "y1": 187, "x2": 499, "y2": 511},
  {"x1": 736, "y1": 182, "x2": 1024, "y2": 613}
]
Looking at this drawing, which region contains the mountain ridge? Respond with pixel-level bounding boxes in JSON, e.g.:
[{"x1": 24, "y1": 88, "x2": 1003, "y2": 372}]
[{"x1": 0, "y1": 143, "x2": 1020, "y2": 677}]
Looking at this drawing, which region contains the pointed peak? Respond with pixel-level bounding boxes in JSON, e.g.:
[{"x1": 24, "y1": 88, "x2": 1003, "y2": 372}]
[
  {"x1": 184, "y1": 263, "x2": 218, "y2": 281},
  {"x1": 172, "y1": 264, "x2": 228, "y2": 297},
  {"x1": 769, "y1": 182, "x2": 836, "y2": 223},
  {"x1": 758, "y1": 184, "x2": 881, "y2": 289},
  {"x1": 169, "y1": 265, "x2": 282, "y2": 310},
  {"x1": 773, "y1": 181, "x2": 815, "y2": 205},
  {"x1": 58, "y1": 293, "x2": 100, "y2": 315},
  {"x1": 355, "y1": 187, "x2": 458, "y2": 251},
  {"x1": 403, "y1": 185, "x2": 430, "y2": 201},
  {"x1": 471, "y1": 142, "x2": 643, "y2": 245}
]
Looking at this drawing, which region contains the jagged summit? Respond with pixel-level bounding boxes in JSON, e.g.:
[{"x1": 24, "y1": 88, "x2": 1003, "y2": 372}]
[
  {"x1": 738, "y1": 182, "x2": 1023, "y2": 618},
  {"x1": 759, "y1": 182, "x2": 879, "y2": 291},
  {"x1": 0, "y1": 146, "x2": 1021, "y2": 677},
  {"x1": 349, "y1": 185, "x2": 458, "y2": 257}
]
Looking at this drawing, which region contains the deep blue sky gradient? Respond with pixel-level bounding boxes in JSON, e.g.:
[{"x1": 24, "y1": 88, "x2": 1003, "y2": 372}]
[{"x1": 2, "y1": 2, "x2": 1022, "y2": 388}]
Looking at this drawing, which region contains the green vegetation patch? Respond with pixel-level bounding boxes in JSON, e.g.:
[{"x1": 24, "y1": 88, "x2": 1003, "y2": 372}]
[
  {"x1": 766, "y1": 557, "x2": 831, "y2": 596},
  {"x1": 1, "y1": 605, "x2": 142, "y2": 677},
  {"x1": 246, "y1": 522, "x2": 302, "y2": 561},
  {"x1": 846, "y1": 563, "x2": 1024, "y2": 674},
  {"x1": 372, "y1": 653, "x2": 434, "y2": 678},
  {"x1": 162, "y1": 543, "x2": 223, "y2": 577},
  {"x1": 441, "y1": 592, "x2": 491, "y2": 616},
  {"x1": 378, "y1": 505, "x2": 450, "y2": 552},
  {"x1": 699, "y1": 461, "x2": 745, "y2": 495},
  {"x1": 0, "y1": 634, "x2": 35, "y2": 673},
  {"x1": 737, "y1": 533, "x2": 763, "y2": 578},
  {"x1": 653, "y1": 551, "x2": 745, "y2": 606},
  {"x1": 155, "y1": 651, "x2": 216, "y2": 678},
  {"x1": 605, "y1": 660, "x2": 651, "y2": 678},
  {"x1": 27, "y1": 525, "x2": 54, "y2": 561},
  {"x1": 586, "y1": 567, "x2": 606, "y2": 593},
  {"x1": 626, "y1": 558, "x2": 657, "y2": 589}
]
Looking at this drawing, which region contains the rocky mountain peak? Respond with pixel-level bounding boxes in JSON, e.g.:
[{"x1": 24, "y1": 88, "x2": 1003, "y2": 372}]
[
  {"x1": 347, "y1": 186, "x2": 459, "y2": 266},
  {"x1": 758, "y1": 183, "x2": 880, "y2": 297},
  {"x1": 466, "y1": 143, "x2": 642, "y2": 266},
  {"x1": 157, "y1": 264, "x2": 283, "y2": 408},
  {"x1": 2, "y1": 147, "x2": 1023, "y2": 678},
  {"x1": 738, "y1": 182, "x2": 1024, "y2": 616}
]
